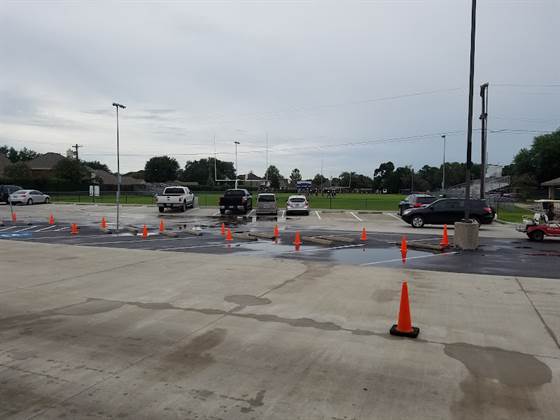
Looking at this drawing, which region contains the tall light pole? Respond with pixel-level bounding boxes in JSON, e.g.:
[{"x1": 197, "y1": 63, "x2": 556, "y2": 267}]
[
  {"x1": 480, "y1": 82, "x2": 489, "y2": 199},
  {"x1": 441, "y1": 134, "x2": 447, "y2": 194},
  {"x1": 234, "y1": 141, "x2": 240, "y2": 189},
  {"x1": 464, "y1": 0, "x2": 477, "y2": 220},
  {"x1": 112, "y1": 102, "x2": 126, "y2": 233}
]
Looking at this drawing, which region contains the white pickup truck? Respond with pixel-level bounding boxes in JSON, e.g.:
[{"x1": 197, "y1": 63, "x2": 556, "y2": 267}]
[{"x1": 156, "y1": 186, "x2": 195, "y2": 213}]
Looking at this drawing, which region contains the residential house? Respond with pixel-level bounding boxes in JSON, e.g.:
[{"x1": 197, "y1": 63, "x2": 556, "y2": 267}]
[{"x1": 25, "y1": 153, "x2": 65, "y2": 178}]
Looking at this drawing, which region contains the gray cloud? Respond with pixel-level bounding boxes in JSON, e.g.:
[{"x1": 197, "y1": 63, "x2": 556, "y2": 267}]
[{"x1": 1, "y1": 1, "x2": 559, "y2": 176}]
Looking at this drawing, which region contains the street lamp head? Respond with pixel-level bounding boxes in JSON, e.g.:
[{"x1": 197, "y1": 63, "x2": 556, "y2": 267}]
[
  {"x1": 234, "y1": 141, "x2": 240, "y2": 145},
  {"x1": 112, "y1": 102, "x2": 126, "y2": 109}
]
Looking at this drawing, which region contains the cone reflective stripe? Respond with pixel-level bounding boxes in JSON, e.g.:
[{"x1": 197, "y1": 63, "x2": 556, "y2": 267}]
[
  {"x1": 360, "y1": 227, "x2": 367, "y2": 241},
  {"x1": 293, "y1": 231, "x2": 302, "y2": 246},
  {"x1": 71, "y1": 223, "x2": 78, "y2": 235},
  {"x1": 440, "y1": 224, "x2": 449, "y2": 247},
  {"x1": 400, "y1": 236, "x2": 408, "y2": 264},
  {"x1": 142, "y1": 225, "x2": 148, "y2": 239},
  {"x1": 101, "y1": 217, "x2": 107, "y2": 229},
  {"x1": 389, "y1": 281, "x2": 419, "y2": 338},
  {"x1": 49, "y1": 214, "x2": 55, "y2": 225},
  {"x1": 159, "y1": 219, "x2": 165, "y2": 233},
  {"x1": 221, "y1": 223, "x2": 226, "y2": 236},
  {"x1": 225, "y1": 228, "x2": 233, "y2": 241},
  {"x1": 273, "y1": 225, "x2": 279, "y2": 239}
]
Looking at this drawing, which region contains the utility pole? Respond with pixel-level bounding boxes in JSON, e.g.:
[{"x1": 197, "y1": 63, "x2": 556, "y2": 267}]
[
  {"x1": 112, "y1": 102, "x2": 126, "y2": 233},
  {"x1": 265, "y1": 133, "x2": 269, "y2": 183},
  {"x1": 441, "y1": 135, "x2": 446, "y2": 194},
  {"x1": 480, "y1": 82, "x2": 489, "y2": 199},
  {"x1": 320, "y1": 159, "x2": 324, "y2": 192},
  {"x1": 234, "y1": 141, "x2": 240, "y2": 189},
  {"x1": 72, "y1": 144, "x2": 83, "y2": 160},
  {"x1": 464, "y1": 0, "x2": 477, "y2": 220},
  {"x1": 411, "y1": 168, "x2": 414, "y2": 193}
]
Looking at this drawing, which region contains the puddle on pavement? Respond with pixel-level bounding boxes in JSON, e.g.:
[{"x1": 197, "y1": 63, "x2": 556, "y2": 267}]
[{"x1": 226, "y1": 239, "x2": 434, "y2": 265}]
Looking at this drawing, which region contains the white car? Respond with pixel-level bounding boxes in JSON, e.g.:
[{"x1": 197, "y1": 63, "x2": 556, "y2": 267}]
[
  {"x1": 9, "y1": 189, "x2": 50, "y2": 205},
  {"x1": 286, "y1": 195, "x2": 309, "y2": 215}
]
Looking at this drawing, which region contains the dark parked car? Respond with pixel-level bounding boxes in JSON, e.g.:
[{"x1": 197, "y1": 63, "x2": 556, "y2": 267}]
[
  {"x1": 401, "y1": 198, "x2": 495, "y2": 228},
  {"x1": 398, "y1": 194, "x2": 437, "y2": 215},
  {"x1": 219, "y1": 189, "x2": 253, "y2": 215},
  {"x1": 0, "y1": 185, "x2": 22, "y2": 203}
]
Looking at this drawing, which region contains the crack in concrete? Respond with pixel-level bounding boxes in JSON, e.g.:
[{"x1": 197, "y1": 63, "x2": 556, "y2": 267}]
[{"x1": 515, "y1": 277, "x2": 560, "y2": 350}]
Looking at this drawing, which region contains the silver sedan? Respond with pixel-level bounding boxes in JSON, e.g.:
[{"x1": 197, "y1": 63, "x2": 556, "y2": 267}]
[{"x1": 9, "y1": 189, "x2": 51, "y2": 205}]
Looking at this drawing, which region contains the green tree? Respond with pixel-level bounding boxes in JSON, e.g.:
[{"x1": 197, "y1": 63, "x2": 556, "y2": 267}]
[
  {"x1": 181, "y1": 158, "x2": 235, "y2": 185},
  {"x1": 53, "y1": 158, "x2": 89, "y2": 183},
  {"x1": 4, "y1": 162, "x2": 32, "y2": 179},
  {"x1": 312, "y1": 174, "x2": 329, "y2": 188},
  {"x1": 0, "y1": 146, "x2": 38, "y2": 163},
  {"x1": 289, "y1": 168, "x2": 302, "y2": 186},
  {"x1": 144, "y1": 156, "x2": 179, "y2": 182},
  {"x1": 264, "y1": 165, "x2": 281, "y2": 189}
]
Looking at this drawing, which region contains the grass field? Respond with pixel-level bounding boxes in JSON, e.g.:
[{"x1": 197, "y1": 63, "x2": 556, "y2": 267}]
[
  {"x1": 50, "y1": 192, "x2": 405, "y2": 211},
  {"x1": 495, "y1": 204, "x2": 533, "y2": 223}
]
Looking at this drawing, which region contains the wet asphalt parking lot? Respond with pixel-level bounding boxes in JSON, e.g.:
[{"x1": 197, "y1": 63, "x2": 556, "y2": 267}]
[{"x1": 1, "y1": 213, "x2": 559, "y2": 279}]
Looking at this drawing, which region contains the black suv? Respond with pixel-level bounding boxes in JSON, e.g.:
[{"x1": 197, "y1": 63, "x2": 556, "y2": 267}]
[
  {"x1": 398, "y1": 194, "x2": 437, "y2": 215},
  {"x1": 0, "y1": 185, "x2": 22, "y2": 203},
  {"x1": 401, "y1": 198, "x2": 495, "y2": 228}
]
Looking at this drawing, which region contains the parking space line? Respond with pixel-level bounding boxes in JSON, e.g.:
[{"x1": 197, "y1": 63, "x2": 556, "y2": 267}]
[
  {"x1": 212, "y1": 211, "x2": 220, "y2": 216},
  {"x1": 0, "y1": 226, "x2": 18, "y2": 232},
  {"x1": 384, "y1": 212, "x2": 403, "y2": 222},
  {"x1": 285, "y1": 244, "x2": 364, "y2": 254},
  {"x1": 54, "y1": 227, "x2": 70, "y2": 232},
  {"x1": 281, "y1": 210, "x2": 286, "y2": 219},
  {"x1": 349, "y1": 212, "x2": 363, "y2": 222},
  {"x1": 315, "y1": 211, "x2": 321, "y2": 220},
  {"x1": 35, "y1": 225, "x2": 58, "y2": 232},
  {"x1": 158, "y1": 244, "x2": 225, "y2": 251},
  {"x1": 74, "y1": 236, "x2": 200, "y2": 246},
  {"x1": 13, "y1": 225, "x2": 38, "y2": 232},
  {"x1": 360, "y1": 251, "x2": 458, "y2": 266}
]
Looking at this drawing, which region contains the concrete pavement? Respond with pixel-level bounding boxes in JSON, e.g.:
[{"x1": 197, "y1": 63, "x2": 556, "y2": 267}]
[{"x1": 1, "y1": 240, "x2": 559, "y2": 419}]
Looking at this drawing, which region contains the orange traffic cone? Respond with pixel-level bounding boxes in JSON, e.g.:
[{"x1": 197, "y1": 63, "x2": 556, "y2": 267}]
[
  {"x1": 49, "y1": 214, "x2": 55, "y2": 225},
  {"x1": 225, "y1": 228, "x2": 233, "y2": 241},
  {"x1": 440, "y1": 224, "x2": 449, "y2": 248},
  {"x1": 273, "y1": 225, "x2": 279, "y2": 239},
  {"x1": 389, "y1": 281, "x2": 419, "y2": 338},
  {"x1": 400, "y1": 235, "x2": 408, "y2": 263},
  {"x1": 220, "y1": 223, "x2": 226, "y2": 236},
  {"x1": 11, "y1": 212, "x2": 16, "y2": 223},
  {"x1": 159, "y1": 219, "x2": 165, "y2": 233},
  {"x1": 142, "y1": 225, "x2": 148, "y2": 239},
  {"x1": 101, "y1": 217, "x2": 107, "y2": 229},
  {"x1": 360, "y1": 227, "x2": 367, "y2": 241},
  {"x1": 71, "y1": 223, "x2": 79, "y2": 235},
  {"x1": 293, "y1": 231, "x2": 302, "y2": 246}
]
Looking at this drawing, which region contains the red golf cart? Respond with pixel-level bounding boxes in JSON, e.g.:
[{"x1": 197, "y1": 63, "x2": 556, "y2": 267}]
[{"x1": 517, "y1": 200, "x2": 560, "y2": 241}]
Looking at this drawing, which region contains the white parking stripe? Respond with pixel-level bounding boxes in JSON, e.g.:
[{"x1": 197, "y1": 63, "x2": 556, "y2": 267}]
[
  {"x1": 360, "y1": 252, "x2": 458, "y2": 266},
  {"x1": 13, "y1": 225, "x2": 38, "y2": 232},
  {"x1": 349, "y1": 212, "x2": 363, "y2": 222},
  {"x1": 158, "y1": 244, "x2": 225, "y2": 251},
  {"x1": 315, "y1": 211, "x2": 322, "y2": 220},
  {"x1": 384, "y1": 212, "x2": 403, "y2": 222},
  {"x1": 212, "y1": 211, "x2": 220, "y2": 216},
  {"x1": 285, "y1": 244, "x2": 364, "y2": 254},
  {"x1": 35, "y1": 225, "x2": 58, "y2": 232},
  {"x1": 0, "y1": 226, "x2": 18, "y2": 232},
  {"x1": 54, "y1": 227, "x2": 70, "y2": 232},
  {"x1": 75, "y1": 236, "x2": 197, "y2": 246},
  {"x1": 281, "y1": 210, "x2": 286, "y2": 219}
]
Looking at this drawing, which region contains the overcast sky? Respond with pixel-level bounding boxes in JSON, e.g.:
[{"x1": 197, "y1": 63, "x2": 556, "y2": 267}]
[{"x1": 1, "y1": 0, "x2": 559, "y2": 178}]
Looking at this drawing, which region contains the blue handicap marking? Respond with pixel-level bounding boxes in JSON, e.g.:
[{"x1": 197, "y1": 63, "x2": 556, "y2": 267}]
[{"x1": 0, "y1": 232, "x2": 32, "y2": 238}]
